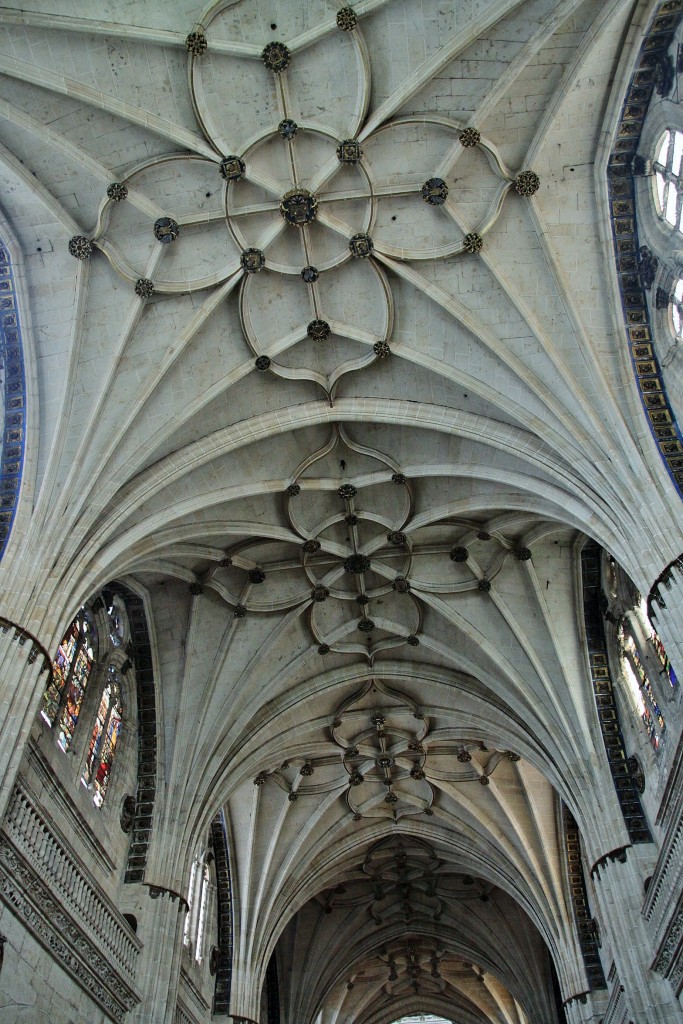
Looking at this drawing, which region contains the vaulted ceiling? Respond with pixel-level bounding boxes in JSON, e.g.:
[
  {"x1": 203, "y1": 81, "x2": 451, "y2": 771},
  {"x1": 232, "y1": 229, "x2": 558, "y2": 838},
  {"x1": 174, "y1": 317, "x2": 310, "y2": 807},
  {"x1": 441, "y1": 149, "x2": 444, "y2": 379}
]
[{"x1": 0, "y1": 1, "x2": 679, "y2": 1022}]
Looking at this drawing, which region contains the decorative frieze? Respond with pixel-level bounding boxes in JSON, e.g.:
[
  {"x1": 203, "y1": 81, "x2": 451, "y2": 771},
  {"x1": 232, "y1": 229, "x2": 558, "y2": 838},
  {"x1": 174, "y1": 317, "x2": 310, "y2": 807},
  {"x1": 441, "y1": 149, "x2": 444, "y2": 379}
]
[
  {"x1": 176, "y1": 1001, "x2": 201, "y2": 1024},
  {"x1": 210, "y1": 812, "x2": 233, "y2": 1015},
  {"x1": 0, "y1": 814, "x2": 139, "y2": 1020},
  {"x1": 607, "y1": 1, "x2": 683, "y2": 498},
  {"x1": 563, "y1": 806, "x2": 606, "y2": 989},
  {"x1": 25, "y1": 742, "x2": 115, "y2": 875},
  {"x1": 580, "y1": 543, "x2": 651, "y2": 843},
  {"x1": 603, "y1": 979, "x2": 630, "y2": 1024},
  {"x1": 3, "y1": 783, "x2": 140, "y2": 981}
]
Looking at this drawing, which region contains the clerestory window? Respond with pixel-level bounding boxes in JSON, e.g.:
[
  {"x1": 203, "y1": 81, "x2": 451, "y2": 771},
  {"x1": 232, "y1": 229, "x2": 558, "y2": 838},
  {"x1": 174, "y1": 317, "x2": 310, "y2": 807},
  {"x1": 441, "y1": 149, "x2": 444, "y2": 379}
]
[
  {"x1": 41, "y1": 608, "x2": 95, "y2": 750},
  {"x1": 41, "y1": 594, "x2": 129, "y2": 808},
  {"x1": 81, "y1": 666, "x2": 123, "y2": 807},
  {"x1": 653, "y1": 129, "x2": 683, "y2": 230},
  {"x1": 617, "y1": 594, "x2": 677, "y2": 752},
  {"x1": 184, "y1": 851, "x2": 214, "y2": 964}
]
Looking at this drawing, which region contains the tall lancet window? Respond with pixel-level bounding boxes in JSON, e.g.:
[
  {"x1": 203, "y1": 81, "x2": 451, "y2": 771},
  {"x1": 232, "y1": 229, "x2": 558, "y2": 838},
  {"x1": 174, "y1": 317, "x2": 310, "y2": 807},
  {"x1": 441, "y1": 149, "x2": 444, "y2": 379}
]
[
  {"x1": 653, "y1": 129, "x2": 683, "y2": 231},
  {"x1": 42, "y1": 609, "x2": 95, "y2": 750},
  {"x1": 618, "y1": 618, "x2": 666, "y2": 751},
  {"x1": 184, "y1": 850, "x2": 214, "y2": 964},
  {"x1": 81, "y1": 666, "x2": 123, "y2": 807}
]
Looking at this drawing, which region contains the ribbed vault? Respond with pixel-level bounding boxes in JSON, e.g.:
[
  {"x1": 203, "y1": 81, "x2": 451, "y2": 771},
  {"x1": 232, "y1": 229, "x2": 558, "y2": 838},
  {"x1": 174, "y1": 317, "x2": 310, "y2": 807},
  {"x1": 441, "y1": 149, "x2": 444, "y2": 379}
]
[{"x1": 0, "y1": 1, "x2": 679, "y2": 1022}]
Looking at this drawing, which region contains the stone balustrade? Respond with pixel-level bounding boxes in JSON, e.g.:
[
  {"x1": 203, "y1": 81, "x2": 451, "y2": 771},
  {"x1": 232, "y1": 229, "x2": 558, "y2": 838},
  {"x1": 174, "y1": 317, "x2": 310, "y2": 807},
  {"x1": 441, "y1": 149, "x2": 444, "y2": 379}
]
[{"x1": 4, "y1": 780, "x2": 140, "y2": 981}]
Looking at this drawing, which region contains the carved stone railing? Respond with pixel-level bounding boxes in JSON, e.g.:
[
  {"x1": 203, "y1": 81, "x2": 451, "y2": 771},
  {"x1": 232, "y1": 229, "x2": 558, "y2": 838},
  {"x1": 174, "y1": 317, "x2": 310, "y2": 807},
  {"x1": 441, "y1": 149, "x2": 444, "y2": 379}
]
[
  {"x1": 643, "y1": 785, "x2": 683, "y2": 989},
  {"x1": 176, "y1": 1004, "x2": 200, "y2": 1024},
  {"x1": 603, "y1": 976, "x2": 629, "y2": 1024},
  {"x1": 177, "y1": 962, "x2": 211, "y2": 1024},
  {"x1": 0, "y1": 780, "x2": 141, "y2": 1020},
  {"x1": 644, "y1": 815, "x2": 683, "y2": 930}
]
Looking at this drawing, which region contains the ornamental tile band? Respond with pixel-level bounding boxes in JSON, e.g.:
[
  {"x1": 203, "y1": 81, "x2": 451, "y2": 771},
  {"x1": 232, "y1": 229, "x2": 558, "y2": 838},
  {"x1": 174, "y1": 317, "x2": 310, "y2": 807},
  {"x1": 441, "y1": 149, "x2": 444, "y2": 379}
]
[
  {"x1": 0, "y1": 243, "x2": 27, "y2": 561},
  {"x1": 607, "y1": 1, "x2": 683, "y2": 499}
]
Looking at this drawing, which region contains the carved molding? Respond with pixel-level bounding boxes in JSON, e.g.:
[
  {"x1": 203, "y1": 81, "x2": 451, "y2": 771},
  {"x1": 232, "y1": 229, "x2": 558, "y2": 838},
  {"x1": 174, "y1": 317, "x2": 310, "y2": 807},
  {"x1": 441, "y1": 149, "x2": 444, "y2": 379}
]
[
  {"x1": 210, "y1": 812, "x2": 233, "y2": 1015},
  {"x1": 0, "y1": 840, "x2": 139, "y2": 1021},
  {"x1": 0, "y1": 616, "x2": 52, "y2": 675},
  {"x1": 178, "y1": 964, "x2": 211, "y2": 1022},
  {"x1": 3, "y1": 781, "x2": 140, "y2": 976},
  {"x1": 25, "y1": 741, "x2": 116, "y2": 876},
  {"x1": 563, "y1": 807, "x2": 606, "y2": 989},
  {"x1": 581, "y1": 543, "x2": 651, "y2": 843},
  {"x1": 652, "y1": 892, "x2": 683, "y2": 977},
  {"x1": 176, "y1": 1001, "x2": 202, "y2": 1024},
  {"x1": 644, "y1": 814, "x2": 683, "y2": 925},
  {"x1": 603, "y1": 981, "x2": 630, "y2": 1024}
]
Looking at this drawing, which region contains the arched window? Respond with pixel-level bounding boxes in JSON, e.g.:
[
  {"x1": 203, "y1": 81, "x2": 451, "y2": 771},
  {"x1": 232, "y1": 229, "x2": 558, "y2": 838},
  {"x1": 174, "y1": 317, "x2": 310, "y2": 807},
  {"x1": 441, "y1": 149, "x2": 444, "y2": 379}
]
[
  {"x1": 81, "y1": 666, "x2": 123, "y2": 807},
  {"x1": 619, "y1": 624, "x2": 665, "y2": 750},
  {"x1": 196, "y1": 861, "x2": 211, "y2": 964},
  {"x1": 653, "y1": 129, "x2": 683, "y2": 230},
  {"x1": 668, "y1": 277, "x2": 683, "y2": 362},
  {"x1": 617, "y1": 594, "x2": 675, "y2": 751},
  {"x1": 41, "y1": 608, "x2": 96, "y2": 750},
  {"x1": 184, "y1": 850, "x2": 215, "y2": 964},
  {"x1": 40, "y1": 592, "x2": 131, "y2": 809},
  {"x1": 649, "y1": 616, "x2": 678, "y2": 690},
  {"x1": 183, "y1": 860, "x2": 198, "y2": 947}
]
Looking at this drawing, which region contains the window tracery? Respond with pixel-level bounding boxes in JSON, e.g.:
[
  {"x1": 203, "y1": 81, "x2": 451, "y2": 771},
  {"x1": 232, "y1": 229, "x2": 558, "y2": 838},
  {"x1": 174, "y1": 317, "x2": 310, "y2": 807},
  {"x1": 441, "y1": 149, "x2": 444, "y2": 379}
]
[
  {"x1": 81, "y1": 666, "x2": 123, "y2": 807},
  {"x1": 653, "y1": 129, "x2": 683, "y2": 230},
  {"x1": 184, "y1": 851, "x2": 214, "y2": 965},
  {"x1": 617, "y1": 595, "x2": 677, "y2": 751},
  {"x1": 618, "y1": 623, "x2": 665, "y2": 750},
  {"x1": 41, "y1": 592, "x2": 132, "y2": 808},
  {"x1": 668, "y1": 277, "x2": 683, "y2": 362},
  {"x1": 41, "y1": 609, "x2": 96, "y2": 747}
]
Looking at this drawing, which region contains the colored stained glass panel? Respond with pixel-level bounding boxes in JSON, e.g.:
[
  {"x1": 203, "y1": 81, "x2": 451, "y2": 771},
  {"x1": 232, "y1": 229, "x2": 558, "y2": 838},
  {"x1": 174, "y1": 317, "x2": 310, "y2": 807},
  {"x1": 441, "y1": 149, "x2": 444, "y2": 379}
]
[
  {"x1": 57, "y1": 644, "x2": 92, "y2": 752},
  {"x1": 653, "y1": 129, "x2": 683, "y2": 231},
  {"x1": 82, "y1": 670, "x2": 122, "y2": 807},
  {"x1": 620, "y1": 626, "x2": 665, "y2": 750},
  {"x1": 42, "y1": 611, "x2": 94, "y2": 727}
]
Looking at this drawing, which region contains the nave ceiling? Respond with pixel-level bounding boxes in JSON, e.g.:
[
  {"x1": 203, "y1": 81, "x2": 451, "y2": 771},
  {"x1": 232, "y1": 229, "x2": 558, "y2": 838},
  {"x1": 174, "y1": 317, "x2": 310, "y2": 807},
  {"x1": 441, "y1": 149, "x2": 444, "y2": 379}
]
[{"x1": 0, "y1": 0, "x2": 680, "y2": 1022}]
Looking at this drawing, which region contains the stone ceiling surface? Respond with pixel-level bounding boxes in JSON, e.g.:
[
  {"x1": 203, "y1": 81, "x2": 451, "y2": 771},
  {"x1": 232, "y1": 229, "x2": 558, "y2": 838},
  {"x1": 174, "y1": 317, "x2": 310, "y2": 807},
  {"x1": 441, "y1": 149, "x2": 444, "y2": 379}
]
[{"x1": 0, "y1": 1, "x2": 681, "y2": 1022}]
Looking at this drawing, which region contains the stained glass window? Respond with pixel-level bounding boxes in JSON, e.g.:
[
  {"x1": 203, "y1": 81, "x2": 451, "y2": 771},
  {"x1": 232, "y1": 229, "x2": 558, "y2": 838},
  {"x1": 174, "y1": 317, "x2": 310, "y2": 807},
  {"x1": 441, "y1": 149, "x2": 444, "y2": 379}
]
[
  {"x1": 653, "y1": 129, "x2": 683, "y2": 231},
  {"x1": 183, "y1": 853, "x2": 214, "y2": 963},
  {"x1": 81, "y1": 667, "x2": 122, "y2": 807},
  {"x1": 196, "y1": 862, "x2": 211, "y2": 964},
  {"x1": 619, "y1": 622, "x2": 665, "y2": 750},
  {"x1": 41, "y1": 610, "x2": 95, "y2": 735},
  {"x1": 651, "y1": 626, "x2": 678, "y2": 688},
  {"x1": 670, "y1": 278, "x2": 683, "y2": 348},
  {"x1": 184, "y1": 860, "x2": 198, "y2": 946}
]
